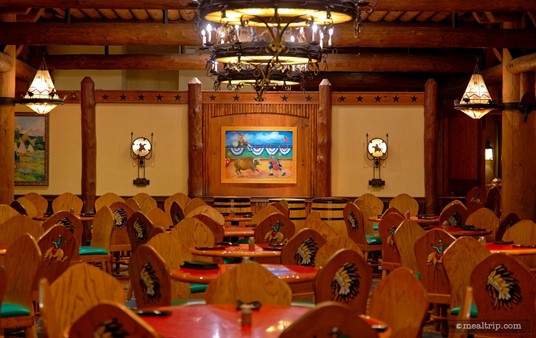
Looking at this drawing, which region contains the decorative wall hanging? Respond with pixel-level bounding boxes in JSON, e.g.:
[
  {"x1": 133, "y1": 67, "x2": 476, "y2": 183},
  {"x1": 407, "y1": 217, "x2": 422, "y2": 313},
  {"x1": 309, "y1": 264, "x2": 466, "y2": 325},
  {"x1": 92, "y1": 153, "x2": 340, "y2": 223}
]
[{"x1": 14, "y1": 112, "x2": 49, "y2": 186}]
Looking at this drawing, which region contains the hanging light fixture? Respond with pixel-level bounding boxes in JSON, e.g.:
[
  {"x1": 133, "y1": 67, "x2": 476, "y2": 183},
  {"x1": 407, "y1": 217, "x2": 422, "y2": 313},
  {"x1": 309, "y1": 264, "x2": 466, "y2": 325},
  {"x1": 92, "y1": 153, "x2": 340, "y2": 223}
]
[
  {"x1": 454, "y1": 63, "x2": 501, "y2": 119},
  {"x1": 192, "y1": 0, "x2": 371, "y2": 101}
]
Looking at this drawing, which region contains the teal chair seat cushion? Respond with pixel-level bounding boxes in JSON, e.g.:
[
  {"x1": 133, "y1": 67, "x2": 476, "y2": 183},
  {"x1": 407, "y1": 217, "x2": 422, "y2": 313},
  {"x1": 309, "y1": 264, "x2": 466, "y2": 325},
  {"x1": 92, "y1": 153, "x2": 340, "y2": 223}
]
[
  {"x1": 373, "y1": 223, "x2": 379, "y2": 231},
  {"x1": 365, "y1": 234, "x2": 382, "y2": 245},
  {"x1": 1, "y1": 303, "x2": 30, "y2": 317},
  {"x1": 172, "y1": 298, "x2": 206, "y2": 306},
  {"x1": 79, "y1": 246, "x2": 109, "y2": 255},
  {"x1": 450, "y1": 304, "x2": 478, "y2": 318},
  {"x1": 190, "y1": 283, "x2": 208, "y2": 294}
]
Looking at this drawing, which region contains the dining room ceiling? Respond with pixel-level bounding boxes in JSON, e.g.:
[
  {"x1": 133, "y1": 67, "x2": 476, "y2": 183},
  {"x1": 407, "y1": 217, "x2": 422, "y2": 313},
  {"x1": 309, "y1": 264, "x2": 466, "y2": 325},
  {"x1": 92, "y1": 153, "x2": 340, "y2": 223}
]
[{"x1": 1, "y1": 0, "x2": 536, "y2": 92}]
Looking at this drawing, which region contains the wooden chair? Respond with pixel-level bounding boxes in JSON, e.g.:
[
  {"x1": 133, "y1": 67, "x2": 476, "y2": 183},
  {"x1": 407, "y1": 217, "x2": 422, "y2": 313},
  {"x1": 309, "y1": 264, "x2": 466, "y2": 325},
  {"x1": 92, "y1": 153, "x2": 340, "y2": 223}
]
[
  {"x1": 185, "y1": 204, "x2": 225, "y2": 226},
  {"x1": 36, "y1": 224, "x2": 78, "y2": 287},
  {"x1": 205, "y1": 262, "x2": 292, "y2": 305},
  {"x1": 0, "y1": 204, "x2": 19, "y2": 224},
  {"x1": 147, "y1": 207, "x2": 173, "y2": 230},
  {"x1": 388, "y1": 193, "x2": 419, "y2": 216},
  {"x1": 439, "y1": 202, "x2": 469, "y2": 227},
  {"x1": 10, "y1": 199, "x2": 28, "y2": 216},
  {"x1": 377, "y1": 211, "x2": 405, "y2": 278},
  {"x1": 41, "y1": 211, "x2": 83, "y2": 258},
  {"x1": 15, "y1": 197, "x2": 39, "y2": 218},
  {"x1": 449, "y1": 286, "x2": 474, "y2": 338},
  {"x1": 393, "y1": 219, "x2": 425, "y2": 273},
  {"x1": 67, "y1": 301, "x2": 159, "y2": 338},
  {"x1": 465, "y1": 207, "x2": 499, "y2": 242},
  {"x1": 440, "y1": 199, "x2": 466, "y2": 214},
  {"x1": 280, "y1": 228, "x2": 327, "y2": 267},
  {"x1": 124, "y1": 198, "x2": 142, "y2": 212},
  {"x1": 495, "y1": 212, "x2": 520, "y2": 241},
  {"x1": 51, "y1": 192, "x2": 83, "y2": 214},
  {"x1": 183, "y1": 197, "x2": 207, "y2": 216},
  {"x1": 253, "y1": 212, "x2": 295, "y2": 245},
  {"x1": 414, "y1": 228, "x2": 456, "y2": 334},
  {"x1": 303, "y1": 219, "x2": 338, "y2": 241},
  {"x1": 94, "y1": 192, "x2": 124, "y2": 211},
  {"x1": 108, "y1": 201, "x2": 135, "y2": 274},
  {"x1": 128, "y1": 244, "x2": 172, "y2": 308},
  {"x1": 39, "y1": 263, "x2": 125, "y2": 338},
  {"x1": 170, "y1": 217, "x2": 218, "y2": 262},
  {"x1": 315, "y1": 236, "x2": 364, "y2": 269},
  {"x1": 23, "y1": 192, "x2": 49, "y2": 216},
  {"x1": 485, "y1": 186, "x2": 501, "y2": 217},
  {"x1": 169, "y1": 200, "x2": 186, "y2": 227},
  {"x1": 369, "y1": 267, "x2": 429, "y2": 338},
  {"x1": 343, "y1": 202, "x2": 382, "y2": 266},
  {"x1": 381, "y1": 206, "x2": 405, "y2": 219},
  {"x1": 79, "y1": 206, "x2": 114, "y2": 273},
  {"x1": 279, "y1": 301, "x2": 379, "y2": 338},
  {"x1": 356, "y1": 192, "x2": 384, "y2": 216},
  {"x1": 164, "y1": 192, "x2": 191, "y2": 215},
  {"x1": 442, "y1": 237, "x2": 490, "y2": 321},
  {"x1": 354, "y1": 199, "x2": 379, "y2": 236},
  {"x1": 126, "y1": 211, "x2": 165, "y2": 254},
  {"x1": 131, "y1": 192, "x2": 158, "y2": 214},
  {"x1": 314, "y1": 249, "x2": 372, "y2": 314},
  {"x1": 268, "y1": 201, "x2": 290, "y2": 218},
  {"x1": 193, "y1": 213, "x2": 225, "y2": 243},
  {"x1": 465, "y1": 186, "x2": 486, "y2": 213},
  {"x1": 250, "y1": 204, "x2": 283, "y2": 226},
  {"x1": 470, "y1": 253, "x2": 536, "y2": 337},
  {"x1": 502, "y1": 219, "x2": 536, "y2": 245},
  {"x1": 304, "y1": 210, "x2": 321, "y2": 224},
  {"x1": 0, "y1": 215, "x2": 44, "y2": 246},
  {"x1": 1, "y1": 234, "x2": 41, "y2": 338}
]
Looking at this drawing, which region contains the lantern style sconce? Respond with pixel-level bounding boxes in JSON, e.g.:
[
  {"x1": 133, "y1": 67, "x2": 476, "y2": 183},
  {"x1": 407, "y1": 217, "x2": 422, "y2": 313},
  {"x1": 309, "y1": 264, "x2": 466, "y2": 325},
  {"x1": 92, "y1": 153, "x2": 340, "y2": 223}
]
[
  {"x1": 130, "y1": 132, "x2": 153, "y2": 187},
  {"x1": 485, "y1": 141, "x2": 494, "y2": 161},
  {"x1": 366, "y1": 133, "x2": 388, "y2": 187}
]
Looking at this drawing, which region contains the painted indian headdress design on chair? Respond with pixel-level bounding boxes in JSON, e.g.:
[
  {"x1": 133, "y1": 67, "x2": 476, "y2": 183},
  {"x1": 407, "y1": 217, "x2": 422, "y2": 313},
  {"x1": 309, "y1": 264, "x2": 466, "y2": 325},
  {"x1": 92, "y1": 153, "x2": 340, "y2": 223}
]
[
  {"x1": 331, "y1": 262, "x2": 360, "y2": 304},
  {"x1": 112, "y1": 207, "x2": 128, "y2": 227},
  {"x1": 94, "y1": 318, "x2": 129, "y2": 337},
  {"x1": 486, "y1": 264, "x2": 522, "y2": 310},
  {"x1": 294, "y1": 237, "x2": 320, "y2": 266},
  {"x1": 139, "y1": 262, "x2": 162, "y2": 304},
  {"x1": 347, "y1": 210, "x2": 359, "y2": 231}
]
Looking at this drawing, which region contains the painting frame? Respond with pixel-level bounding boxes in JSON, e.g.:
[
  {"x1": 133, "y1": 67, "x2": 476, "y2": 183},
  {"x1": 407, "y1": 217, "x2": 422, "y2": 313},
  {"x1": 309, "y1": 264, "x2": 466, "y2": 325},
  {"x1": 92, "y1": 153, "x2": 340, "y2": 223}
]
[
  {"x1": 221, "y1": 126, "x2": 297, "y2": 184},
  {"x1": 14, "y1": 112, "x2": 49, "y2": 186}
]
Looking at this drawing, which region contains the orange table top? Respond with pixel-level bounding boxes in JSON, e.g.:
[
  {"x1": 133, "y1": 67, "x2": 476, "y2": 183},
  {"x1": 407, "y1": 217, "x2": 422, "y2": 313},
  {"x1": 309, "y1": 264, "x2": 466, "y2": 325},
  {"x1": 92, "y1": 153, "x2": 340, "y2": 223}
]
[
  {"x1": 190, "y1": 243, "x2": 282, "y2": 259},
  {"x1": 171, "y1": 264, "x2": 317, "y2": 284},
  {"x1": 369, "y1": 215, "x2": 440, "y2": 225},
  {"x1": 425, "y1": 225, "x2": 492, "y2": 237},
  {"x1": 140, "y1": 304, "x2": 391, "y2": 338},
  {"x1": 223, "y1": 226, "x2": 255, "y2": 237},
  {"x1": 485, "y1": 243, "x2": 536, "y2": 256}
]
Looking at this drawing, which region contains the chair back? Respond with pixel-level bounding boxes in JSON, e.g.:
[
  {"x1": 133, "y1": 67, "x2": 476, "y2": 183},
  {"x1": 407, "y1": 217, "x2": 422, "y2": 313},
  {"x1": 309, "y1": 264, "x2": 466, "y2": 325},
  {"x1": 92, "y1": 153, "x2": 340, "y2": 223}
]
[
  {"x1": 23, "y1": 192, "x2": 49, "y2": 215},
  {"x1": 0, "y1": 204, "x2": 20, "y2": 224},
  {"x1": 281, "y1": 228, "x2": 326, "y2": 266},
  {"x1": 0, "y1": 214, "x2": 44, "y2": 246},
  {"x1": 9, "y1": 200, "x2": 27, "y2": 215},
  {"x1": 279, "y1": 301, "x2": 379, "y2": 338},
  {"x1": 503, "y1": 219, "x2": 536, "y2": 245},
  {"x1": 124, "y1": 198, "x2": 142, "y2": 211},
  {"x1": 42, "y1": 210, "x2": 84, "y2": 250},
  {"x1": 343, "y1": 202, "x2": 367, "y2": 246},
  {"x1": 170, "y1": 217, "x2": 217, "y2": 262},
  {"x1": 388, "y1": 193, "x2": 419, "y2": 216},
  {"x1": 169, "y1": 200, "x2": 186, "y2": 227},
  {"x1": 108, "y1": 201, "x2": 135, "y2": 251},
  {"x1": 470, "y1": 253, "x2": 536, "y2": 323},
  {"x1": 304, "y1": 210, "x2": 321, "y2": 224},
  {"x1": 67, "y1": 301, "x2": 159, "y2": 338},
  {"x1": 147, "y1": 207, "x2": 173, "y2": 230},
  {"x1": 89, "y1": 205, "x2": 115, "y2": 251},
  {"x1": 381, "y1": 207, "x2": 405, "y2": 219},
  {"x1": 442, "y1": 236, "x2": 490, "y2": 310},
  {"x1": 205, "y1": 262, "x2": 292, "y2": 305},
  {"x1": 303, "y1": 219, "x2": 338, "y2": 241},
  {"x1": 465, "y1": 207, "x2": 499, "y2": 242},
  {"x1": 353, "y1": 199, "x2": 378, "y2": 235},
  {"x1": 129, "y1": 244, "x2": 171, "y2": 308},
  {"x1": 485, "y1": 186, "x2": 501, "y2": 217},
  {"x1": 183, "y1": 197, "x2": 207, "y2": 216},
  {"x1": 393, "y1": 219, "x2": 425, "y2": 272},
  {"x1": 94, "y1": 192, "x2": 124, "y2": 211},
  {"x1": 52, "y1": 192, "x2": 83, "y2": 214},
  {"x1": 439, "y1": 202, "x2": 468, "y2": 227},
  {"x1": 126, "y1": 211, "x2": 162, "y2": 253},
  {"x1": 193, "y1": 213, "x2": 225, "y2": 243},
  {"x1": 131, "y1": 192, "x2": 157, "y2": 214},
  {"x1": 465, "y1": 186, "x2": 487, "y2": 213},
  {"x1": 185, "y1": 204, "x2": 225, "y2": 226},
  {"x1": 15, "y1": 196, "x2": 39, "y2": 218},
  {"x1": 164, "y1": 192, "x2": 191, "y2": 215},
  {"x1": 314, "y1": 249, "x2": 372, "y2": 314},
  {"x1": 356, "y1": 193, "x2": 384, "y2": 216},
  {"x1": 40, "y1": 263, "x2": 125, "y2": 338},
  {"x1": 251, "y1": 204, "x2": 283, "y2": 226},
  {"x1": 268, "y1": 201, "x2": 289, "y2": 218},
  {"x1": 369, "y1": 267, "x2": 429, "y2": 338},
  {"x1": 377, "y1": 212, "x2": 405, "y2": 266},
  {"x1": 495, "y1": 212, "x2": 521, "y2": 241},
  {"x1": 315, "y1": 236, "x2": 364, "y2": 268},
  {"x1": 440, "y1": 199, "x2": 466, "y2": 214},
  {"x1": 254, "y1": 212, "x2": 295, "y2": 245}
]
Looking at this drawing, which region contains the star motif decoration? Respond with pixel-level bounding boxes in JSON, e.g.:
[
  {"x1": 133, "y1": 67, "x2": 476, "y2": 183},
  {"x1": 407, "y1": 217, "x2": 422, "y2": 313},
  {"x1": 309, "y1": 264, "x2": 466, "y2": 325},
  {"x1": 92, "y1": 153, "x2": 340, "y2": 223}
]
[
  {"x1": 411, "y1": 96, "x2": 418, "y2": 102},
  {"x1": 305, "y1": 95, "x2": 312, "y2": 102},
  {"x1": 233, "y1": 95, "x2": 240, "y2": 101},
  {"x1": 357, "y1": 96, "x2": 364, "y2": 102},
  {"x1": 281, "y1": 95, "x2": 288, "y2": 102},
  {"x1": 375, "y1": 96, "x2": 381, "y2": 102},
  {"x1": 120, "y1": 94, "x2": 127, "y2": 101},
  {"x1": 102, "y1": 94, "x2": 109, "y2": 101},
  {"x1": 156, "y1": 94, "x2": 163, "y2": 101},
  {"x1": 138, "y1": 94, "x2": 145, "y2": 101},
  {"x1": 337, "y1": 96, "x2": 346, "y2": 102},
  {"x1": 209, "y1": 95, "x2": 216, "y2": 101},
  {"x1": 174, "y1": 95, "x2": 181, "y2": 101},
  {"x1": 393, "y1": 96, "x2": 399, "y2": 102}
]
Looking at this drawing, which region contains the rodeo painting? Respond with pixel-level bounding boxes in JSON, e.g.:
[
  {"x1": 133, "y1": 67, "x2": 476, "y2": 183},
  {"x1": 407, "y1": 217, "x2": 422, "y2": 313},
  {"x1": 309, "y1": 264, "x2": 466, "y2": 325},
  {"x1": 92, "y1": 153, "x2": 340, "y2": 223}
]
[{"x1": 221, "y1": 126, "x2": 297, "y2": 184}]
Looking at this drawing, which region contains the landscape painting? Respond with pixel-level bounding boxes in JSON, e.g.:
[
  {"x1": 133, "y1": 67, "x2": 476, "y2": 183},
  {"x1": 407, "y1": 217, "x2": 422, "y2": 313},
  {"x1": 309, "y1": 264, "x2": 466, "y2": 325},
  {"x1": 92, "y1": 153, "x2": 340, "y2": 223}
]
[
  {"x1": 221, "y1": 126, "x2": 297, "y2": 184},
  {"x1": 14, "y1": 112, "x2": 49, "y2": 186}
]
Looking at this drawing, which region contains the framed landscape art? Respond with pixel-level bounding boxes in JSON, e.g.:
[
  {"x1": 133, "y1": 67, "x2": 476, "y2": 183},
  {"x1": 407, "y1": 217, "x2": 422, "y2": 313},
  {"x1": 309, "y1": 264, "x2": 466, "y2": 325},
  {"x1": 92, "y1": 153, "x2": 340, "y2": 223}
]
[
  {"x1": 14, "y1": 112, "x2": 49, "y2": 186},
  {"x1": 221, "y1": 126, "x2": 297, "y2": 184}
]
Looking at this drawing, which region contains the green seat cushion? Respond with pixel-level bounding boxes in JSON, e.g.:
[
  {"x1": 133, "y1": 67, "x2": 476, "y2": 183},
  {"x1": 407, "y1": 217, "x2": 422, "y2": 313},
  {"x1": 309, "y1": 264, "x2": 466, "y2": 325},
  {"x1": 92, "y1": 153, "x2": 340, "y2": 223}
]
[
  {"x1": 1, "y1": 303, "x2": 30, "y2": 317},
  {"x1": 373, "y1": 223, "x2": 379, "y2": 231},
  {"x1": 291, "y1": 300, "x2": 315, "y2": 307},
  {"x1": 365, "y1": 234, "x2": 382, "y2": 245},
  {"x1": 79, "y1": 246, "x2": 109, "y2": 255},
  {"x1": 223, "y1": 257, "x2": 243, "y2": 264},
  {"x1": 190, "y1": 283, "x2": 208, "y2": 294},
  {"x1": 450, "y1": 304, "x2": 478, "y2": 318},
  {"x1": 172, "y1": 298, "x2": 206, "y2": 306}
]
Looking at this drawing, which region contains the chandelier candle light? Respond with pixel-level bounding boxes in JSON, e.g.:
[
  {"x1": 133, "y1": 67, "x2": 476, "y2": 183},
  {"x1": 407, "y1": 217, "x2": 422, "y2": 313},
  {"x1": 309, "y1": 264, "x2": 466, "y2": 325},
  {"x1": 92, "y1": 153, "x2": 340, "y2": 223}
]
[{"x1": 193, "y1": 0, "x2": 371, "y2": 101}]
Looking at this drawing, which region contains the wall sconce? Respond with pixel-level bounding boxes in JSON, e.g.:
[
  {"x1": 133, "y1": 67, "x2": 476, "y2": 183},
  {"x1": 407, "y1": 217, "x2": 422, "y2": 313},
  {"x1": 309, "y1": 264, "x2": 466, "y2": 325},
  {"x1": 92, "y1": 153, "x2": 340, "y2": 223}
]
[
  {"x1": 366, "y1": 133, "x2": 388, "y2": 187},
  {"x1": 0, "y1": 59, "x2": 64, "y2": 114},
  {"x1": 130, "y1": 132, "x2": 153, "y2": 187},
  {"x1": 485, "y1": 141, "x2": 494, "y2": 161}
]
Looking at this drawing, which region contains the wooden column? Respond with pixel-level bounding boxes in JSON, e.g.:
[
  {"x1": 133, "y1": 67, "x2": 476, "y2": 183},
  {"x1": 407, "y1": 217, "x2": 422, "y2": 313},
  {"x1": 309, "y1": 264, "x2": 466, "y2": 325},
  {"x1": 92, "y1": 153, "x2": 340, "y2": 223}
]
[
  {"x1": 424, "y1": 79, "x2": 438, "y2": 214},
  {"x1": 188, "y1": 77, "x2": 203, "y2": 197},
  {"x1": 502, "y1": 49, "x2": 536, "y2": 219},
  {"x1": 80, "y1": 77, "x2": 96, "y2": 212},
  {"x1": 0, "y1": 14, "x2": 16, "y2": 204},
  {"x1": 314, "y1": 79, "x2": 332, "y2": 197}
]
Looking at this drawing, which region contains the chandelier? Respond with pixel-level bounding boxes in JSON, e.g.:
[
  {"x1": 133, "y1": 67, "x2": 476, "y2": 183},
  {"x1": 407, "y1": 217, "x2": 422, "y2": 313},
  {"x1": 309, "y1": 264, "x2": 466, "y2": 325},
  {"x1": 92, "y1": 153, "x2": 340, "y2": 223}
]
[
  {"x1": 454, "y1": 63, "x2": 501, "y2": 119},
  {"x1": 193, "y1": 0, "x2": 371, "y2": 101}
]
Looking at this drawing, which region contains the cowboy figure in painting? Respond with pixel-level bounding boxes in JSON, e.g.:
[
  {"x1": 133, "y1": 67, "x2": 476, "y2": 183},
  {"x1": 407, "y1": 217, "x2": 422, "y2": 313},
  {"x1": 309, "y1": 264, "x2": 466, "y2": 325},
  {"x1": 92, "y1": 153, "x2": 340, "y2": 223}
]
[{"x1": 268, "y1": 154, "x2": 286, "y2": 176}]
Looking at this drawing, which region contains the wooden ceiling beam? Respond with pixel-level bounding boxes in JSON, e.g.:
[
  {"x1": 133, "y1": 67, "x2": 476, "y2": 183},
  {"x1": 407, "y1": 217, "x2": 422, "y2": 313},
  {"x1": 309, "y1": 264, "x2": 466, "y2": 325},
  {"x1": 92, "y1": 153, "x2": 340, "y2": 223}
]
[
  {"x1": 0, "y1": 0, "x2": 193, "y2": 10},
  {"x1": 42, "y1": 52, "x2": 477, "y2": 72},
  {"x1": 0, "y1": 22, "x2": 535, "y2": 49}
]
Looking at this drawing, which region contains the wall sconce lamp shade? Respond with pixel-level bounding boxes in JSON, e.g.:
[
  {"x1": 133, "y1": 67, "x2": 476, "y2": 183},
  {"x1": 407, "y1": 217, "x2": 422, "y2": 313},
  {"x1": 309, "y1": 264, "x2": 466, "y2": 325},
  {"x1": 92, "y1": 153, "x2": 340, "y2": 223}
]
[
  {"x1": 485, "y1": 142, "x2": 494, "y2": 161},
  {"x1": 130, "y1": 132, "x2": 153, "y2": 186},
  {"x1": 366, "y1": 133, "x2": 388, "y2": 187},
  {"x1": 454, "y1": 70, "x2": 501, "y2": 119}
]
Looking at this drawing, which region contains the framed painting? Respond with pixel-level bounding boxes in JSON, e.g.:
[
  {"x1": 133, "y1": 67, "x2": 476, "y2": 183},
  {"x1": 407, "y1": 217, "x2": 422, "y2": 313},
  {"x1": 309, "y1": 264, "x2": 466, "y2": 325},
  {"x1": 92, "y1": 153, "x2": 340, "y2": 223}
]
[
  {"x1": 14, "y1": 112, "x2": 49, "y2": 186},
  {"x1": 221, "y1": 126, "x2": 297, "y2": 184}
]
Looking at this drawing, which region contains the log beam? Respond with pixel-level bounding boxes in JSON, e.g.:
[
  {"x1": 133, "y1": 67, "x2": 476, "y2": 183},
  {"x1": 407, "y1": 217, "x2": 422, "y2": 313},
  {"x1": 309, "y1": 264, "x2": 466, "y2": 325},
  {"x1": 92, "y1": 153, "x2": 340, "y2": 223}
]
[
  {"x1": 424, "y1": 79, "x2": 438, "y2": 214},
  {"x1": 80, "y1": 77, "x2": 97, "y2": 216},
  {"x1": 0, "y1": 52, "x2": 13, "y2": 73},
  {"x1": 0, "y1": 0, "x2": 193, "y2": 10},
  {"x1": 507, "y1": 53, "x2": 536, "y2": 74},
  {"x1": 0, "y1": 22, "x2": 535, "y2": 49}
]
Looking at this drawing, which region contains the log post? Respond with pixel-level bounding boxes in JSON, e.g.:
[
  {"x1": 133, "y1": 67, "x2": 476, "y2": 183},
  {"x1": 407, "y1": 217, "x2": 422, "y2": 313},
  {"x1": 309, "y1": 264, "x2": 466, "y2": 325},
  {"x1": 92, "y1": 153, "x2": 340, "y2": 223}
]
[
  {"x1": 314, "y1": 79, "x2": 332, "y2": 197},
  {"x1": 424, "y1": 79, "x2": 438, "y2": 214},
  {"x1": 80, "y1": 77, "x2": 97, "y2": 212},
  {"x1": 188, "y1": 77, "x2": 203, "y2": 197}
]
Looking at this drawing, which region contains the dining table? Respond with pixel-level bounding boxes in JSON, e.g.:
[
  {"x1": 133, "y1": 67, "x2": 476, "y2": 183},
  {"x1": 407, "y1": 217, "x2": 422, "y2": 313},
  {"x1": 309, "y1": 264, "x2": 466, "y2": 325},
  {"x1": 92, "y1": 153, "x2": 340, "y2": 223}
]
[
  {"x1": 369, "y1": 214, "x2": 440, "y2": 226},
  {"x1": 138, "y1": 304, "x2": 392, "y2": 338},
  {"x1": 485, "y1": 242, "x2": 536, "y2": 256},
  {"x1": 190, "y1": 243, "x2": 282, "y2": 264},
  {"x1": 223, "y1": 225, "x2": 255, "y2": 238},
  {"x1": 424, "y1": 225, "x2": 492, "y2": 238}
]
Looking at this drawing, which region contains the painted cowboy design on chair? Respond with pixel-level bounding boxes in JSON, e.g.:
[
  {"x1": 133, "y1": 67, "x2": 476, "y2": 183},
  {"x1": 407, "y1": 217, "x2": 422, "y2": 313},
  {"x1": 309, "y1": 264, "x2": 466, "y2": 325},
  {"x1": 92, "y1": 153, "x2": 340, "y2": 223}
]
[
  {"x1": 264, "y1": 220, "x2": 288, "y2": 245},
  {"x1": 427, "y1": 239, "x2": 448, "y2": 269}
]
